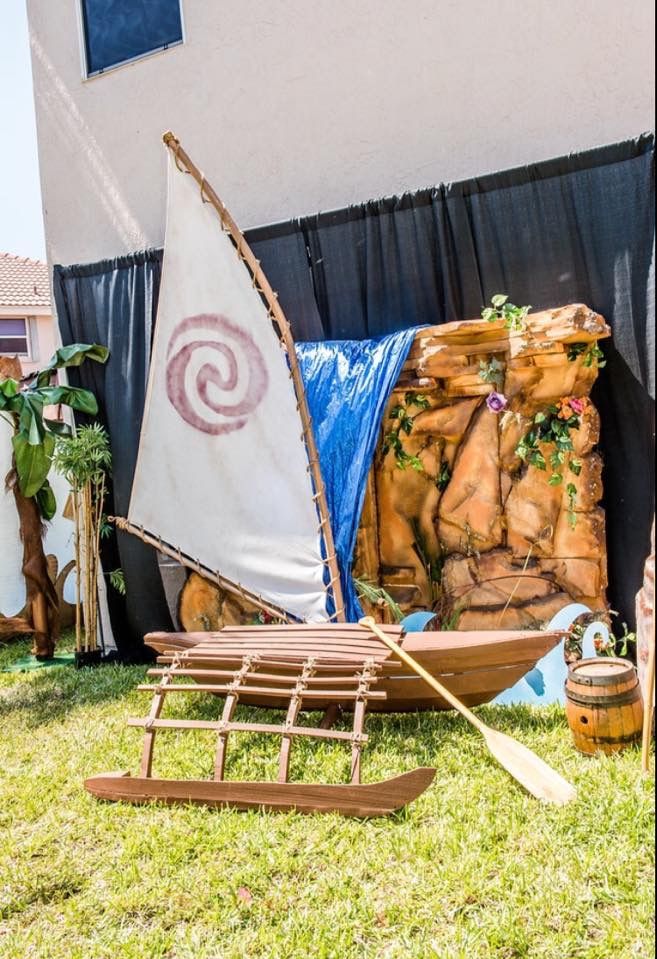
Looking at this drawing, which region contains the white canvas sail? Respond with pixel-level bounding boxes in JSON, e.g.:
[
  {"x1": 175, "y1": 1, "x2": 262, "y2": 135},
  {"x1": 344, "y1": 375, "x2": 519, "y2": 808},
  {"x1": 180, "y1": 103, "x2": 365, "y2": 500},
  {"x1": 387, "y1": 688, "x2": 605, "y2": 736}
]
[{"x1": 127, "y1": 151, "x2": 330, "y2": 621}]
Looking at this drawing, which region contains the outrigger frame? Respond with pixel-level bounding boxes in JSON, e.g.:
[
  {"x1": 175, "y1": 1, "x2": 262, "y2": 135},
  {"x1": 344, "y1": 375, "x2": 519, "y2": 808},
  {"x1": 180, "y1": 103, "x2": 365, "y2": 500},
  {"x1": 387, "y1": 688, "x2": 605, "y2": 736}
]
[{"x1": 85, "y1": 642, "x2": 435, "y2": 816}]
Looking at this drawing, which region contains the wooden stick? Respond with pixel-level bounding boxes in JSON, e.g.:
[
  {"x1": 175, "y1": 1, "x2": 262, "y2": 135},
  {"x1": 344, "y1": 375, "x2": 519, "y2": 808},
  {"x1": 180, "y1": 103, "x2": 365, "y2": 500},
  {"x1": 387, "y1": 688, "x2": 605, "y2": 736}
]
[
  {"x1": 111, "y1": 516, "x2": 291, "y2": 622},
  {"x1": 641, "y1": 606, "x2": 655, "y2": 774},
  {"x1": 161, "y1": 131, "x2": 345, "y2": 623},
  {"x1": 359, "y1": 617, "x2": 577, "y2": 805}
]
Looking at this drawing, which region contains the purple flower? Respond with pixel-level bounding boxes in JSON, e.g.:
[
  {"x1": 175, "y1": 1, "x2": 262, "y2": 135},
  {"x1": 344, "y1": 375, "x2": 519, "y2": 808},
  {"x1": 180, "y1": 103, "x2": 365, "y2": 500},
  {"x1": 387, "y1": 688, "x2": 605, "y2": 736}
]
[{"x1": 486, "y1": 391, "x2": 508, "y2": 414}]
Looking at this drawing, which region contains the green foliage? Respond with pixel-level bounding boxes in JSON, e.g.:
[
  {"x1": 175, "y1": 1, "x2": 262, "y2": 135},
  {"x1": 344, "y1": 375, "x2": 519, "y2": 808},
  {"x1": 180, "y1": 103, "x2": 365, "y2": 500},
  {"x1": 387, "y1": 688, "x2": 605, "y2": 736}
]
[
  {"x1": 568, "y1": 618, "x2": 637, "y2": 658},
  {"x1": 0, "y1": 344, "x2": 108, "y2": 518},
  {"x1": 477, "y1": 356, "x2": 505, "y2": 390},
  {"x1": 481, "y1": 294, "x2": 531, "y2": 332},
  {"x1": 354, "y1": 579, "x2": 404, "y2": 623},
  {"x1": 53, "y1": 423, "x2": 112, "y2": 491},
  {"x1": 108, "y1": 569, "x2": 126, "y2": 596},
  {"x1": 382, "y1": 392, "x2": 430, "y2": 472},
  {"x1": 567, "y1": 341, "x2": 607, "y2": 368},
  {"x1": 439, "y1": 604, "x2": 464, "y2": 631},
  {"x1": 515, "y1": 399, "x2": 588, "y2": 528}
]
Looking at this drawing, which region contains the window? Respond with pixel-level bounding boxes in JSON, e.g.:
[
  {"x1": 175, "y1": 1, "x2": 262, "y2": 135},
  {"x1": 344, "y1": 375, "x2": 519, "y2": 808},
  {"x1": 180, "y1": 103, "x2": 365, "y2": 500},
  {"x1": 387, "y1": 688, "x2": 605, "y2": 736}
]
[
  {"x1": 0, "y1": 318, "x2": 29, "y2": 357},
  {"x1": 80, "y1": 0, "x2": 183, "y2": 77}
]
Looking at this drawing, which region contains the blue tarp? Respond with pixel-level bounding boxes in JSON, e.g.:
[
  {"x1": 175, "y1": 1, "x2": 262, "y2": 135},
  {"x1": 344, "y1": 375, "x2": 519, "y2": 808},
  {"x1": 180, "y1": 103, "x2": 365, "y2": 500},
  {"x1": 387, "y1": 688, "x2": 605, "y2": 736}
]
[{"x1": 297, "y1": 329, "x2": 419, "y2": 621}]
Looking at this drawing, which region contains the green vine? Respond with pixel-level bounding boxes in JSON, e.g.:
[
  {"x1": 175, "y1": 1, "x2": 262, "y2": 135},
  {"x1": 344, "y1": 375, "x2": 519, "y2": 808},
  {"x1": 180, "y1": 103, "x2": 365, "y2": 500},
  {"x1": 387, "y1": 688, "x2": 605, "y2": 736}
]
[
  {"x1": 515, "y1": 396, "x2": 588, "y2": 527},
  {"x1": 478, "y1": 356, "x2": 505, "y2": 390},
  {"x1": 567, "y1": 341, "x2": 606, "y2": 368},
  {"x1": 481, "y1": 294, "x2": 531, "y2": 332},
  {"x1": 383, "y1": 392, "x2": 430, "y2": 471}
]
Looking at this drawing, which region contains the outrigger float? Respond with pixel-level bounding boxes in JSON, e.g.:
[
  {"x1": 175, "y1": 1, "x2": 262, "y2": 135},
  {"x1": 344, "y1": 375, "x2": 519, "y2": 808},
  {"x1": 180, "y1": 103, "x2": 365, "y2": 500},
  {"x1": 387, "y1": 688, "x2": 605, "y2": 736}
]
[{"x1": 86, "y1": 133, "x2": 574, "y2": 814}]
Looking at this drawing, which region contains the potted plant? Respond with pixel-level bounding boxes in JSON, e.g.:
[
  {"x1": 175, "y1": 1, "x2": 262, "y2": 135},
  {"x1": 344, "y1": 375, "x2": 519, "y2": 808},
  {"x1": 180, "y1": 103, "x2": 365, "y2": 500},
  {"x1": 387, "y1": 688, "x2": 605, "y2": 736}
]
[{"x1": 54, "y1": 423, "x2": 112, "y2": 666}]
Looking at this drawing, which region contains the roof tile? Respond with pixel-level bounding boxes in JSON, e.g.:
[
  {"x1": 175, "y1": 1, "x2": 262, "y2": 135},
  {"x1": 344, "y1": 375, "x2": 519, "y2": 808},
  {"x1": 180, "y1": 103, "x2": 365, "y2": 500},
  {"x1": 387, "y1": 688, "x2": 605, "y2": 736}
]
[{"x1": 0, "y1": 253, "x2": 51, "y2": 308}]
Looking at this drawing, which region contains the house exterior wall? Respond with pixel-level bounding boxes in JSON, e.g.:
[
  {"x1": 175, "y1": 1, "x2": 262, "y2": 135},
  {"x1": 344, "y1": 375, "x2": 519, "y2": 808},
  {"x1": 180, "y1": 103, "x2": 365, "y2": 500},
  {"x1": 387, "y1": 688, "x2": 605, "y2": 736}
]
[
  {"x1": 0, "y1": 306, "x2": 55, "y2": 375},
  {"x1": 27, "y1": 0, "x2": 655, "y2": 268}
]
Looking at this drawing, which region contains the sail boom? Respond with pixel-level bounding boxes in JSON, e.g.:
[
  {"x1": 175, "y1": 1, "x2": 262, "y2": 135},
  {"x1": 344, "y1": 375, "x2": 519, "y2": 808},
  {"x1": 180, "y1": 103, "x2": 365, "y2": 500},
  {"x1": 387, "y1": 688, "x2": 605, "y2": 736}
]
[{"x1": 112, "y1": 516, "x2": 294, "y2": 623}]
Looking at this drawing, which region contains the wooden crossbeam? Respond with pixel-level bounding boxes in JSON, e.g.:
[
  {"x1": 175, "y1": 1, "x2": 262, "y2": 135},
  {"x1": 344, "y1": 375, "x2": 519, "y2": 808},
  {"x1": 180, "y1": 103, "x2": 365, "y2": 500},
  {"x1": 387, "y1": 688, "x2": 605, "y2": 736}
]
[
  {"x1": 136, "y1": 683, "x2": 387, "y2": 701},
  {"x1": 156, "y1": 654, "x2": 401, "y2": 671},
  {"x1": 127, "y1": 717, "x2": 368, "y2": 744},
  {"x1": 147, "y1": 667, "x2": 386, "y2": 685}
]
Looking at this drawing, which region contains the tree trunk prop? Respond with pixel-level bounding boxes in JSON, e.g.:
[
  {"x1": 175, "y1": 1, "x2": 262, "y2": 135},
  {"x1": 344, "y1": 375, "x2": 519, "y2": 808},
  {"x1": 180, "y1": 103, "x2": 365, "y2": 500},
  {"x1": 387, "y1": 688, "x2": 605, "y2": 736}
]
[{"x1": 8, "y1": 466, "x2": 59, "y2": 658}]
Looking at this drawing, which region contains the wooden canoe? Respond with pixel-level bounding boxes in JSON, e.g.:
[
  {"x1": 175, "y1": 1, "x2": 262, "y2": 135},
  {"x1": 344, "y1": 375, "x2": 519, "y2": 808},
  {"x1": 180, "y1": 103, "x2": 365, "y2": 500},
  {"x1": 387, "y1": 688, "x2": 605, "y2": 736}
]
[
  {"x1": 145, "y1": 624, "x2": 566, "y2": 711},
  {"x1": 84, "y1": 767, "x2": 436, "y2": 817}
]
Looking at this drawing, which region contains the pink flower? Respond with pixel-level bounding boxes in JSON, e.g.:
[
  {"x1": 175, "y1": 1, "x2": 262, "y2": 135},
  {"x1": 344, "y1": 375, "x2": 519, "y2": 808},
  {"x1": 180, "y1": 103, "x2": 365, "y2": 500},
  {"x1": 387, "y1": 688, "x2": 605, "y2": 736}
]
[
  {"x1": 569, "y1": 397, "x2": 586, "y2": 415},
  {"x1": 486, "y1": 391, "x2": 508, "y2": 414}
]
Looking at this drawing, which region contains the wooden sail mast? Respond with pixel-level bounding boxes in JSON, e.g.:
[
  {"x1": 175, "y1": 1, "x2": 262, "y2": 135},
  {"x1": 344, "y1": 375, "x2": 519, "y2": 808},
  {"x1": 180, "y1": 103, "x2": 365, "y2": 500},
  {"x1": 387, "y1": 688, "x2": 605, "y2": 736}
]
[{"x1": 117, "y1": 133, "x2": 346, "y2": 623}]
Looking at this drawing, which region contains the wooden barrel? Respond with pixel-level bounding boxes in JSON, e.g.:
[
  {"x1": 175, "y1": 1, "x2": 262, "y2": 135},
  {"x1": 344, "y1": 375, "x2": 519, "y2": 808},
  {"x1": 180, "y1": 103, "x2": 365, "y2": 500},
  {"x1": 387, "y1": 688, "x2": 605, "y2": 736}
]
[{"x1": 565, "y1": 657, "x2": 643, "y2": 755}]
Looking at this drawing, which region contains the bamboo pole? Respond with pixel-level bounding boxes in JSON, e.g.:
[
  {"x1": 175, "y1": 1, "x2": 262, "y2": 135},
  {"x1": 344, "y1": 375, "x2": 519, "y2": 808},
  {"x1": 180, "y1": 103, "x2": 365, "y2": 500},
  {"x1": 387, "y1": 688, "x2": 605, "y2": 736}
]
[
  {"x1": 72, "y1": 487, "x2": 82, "y2": 652},
  {"x1": 160, "y1": 131, "x2": 346, "y2": 623}
]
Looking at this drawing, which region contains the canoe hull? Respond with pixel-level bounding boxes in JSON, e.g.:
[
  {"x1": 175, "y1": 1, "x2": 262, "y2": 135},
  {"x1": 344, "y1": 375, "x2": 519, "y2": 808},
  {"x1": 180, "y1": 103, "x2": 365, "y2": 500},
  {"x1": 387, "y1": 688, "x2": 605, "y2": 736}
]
[{"x1": 145, "y1": 627, "x2": 566, "y2": 711}]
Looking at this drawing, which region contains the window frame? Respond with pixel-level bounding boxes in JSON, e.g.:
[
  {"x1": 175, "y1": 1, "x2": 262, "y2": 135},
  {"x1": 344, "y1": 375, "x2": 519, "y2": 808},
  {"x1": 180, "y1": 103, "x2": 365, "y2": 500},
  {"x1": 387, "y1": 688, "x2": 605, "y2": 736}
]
[
  {"x1": 0, "y1": 317, "x2": 32, "y2": 359},
  {"x1": 77, "y1": 0, "x2": 186, "y2": 80}
]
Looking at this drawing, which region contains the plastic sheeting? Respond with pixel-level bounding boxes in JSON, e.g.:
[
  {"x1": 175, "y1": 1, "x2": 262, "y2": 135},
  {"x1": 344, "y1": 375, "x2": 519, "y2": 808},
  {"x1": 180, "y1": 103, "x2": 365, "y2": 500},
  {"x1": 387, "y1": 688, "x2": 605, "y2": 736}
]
[{"x1": 297, "y1": 329, "x2": 419, "y2": 621}]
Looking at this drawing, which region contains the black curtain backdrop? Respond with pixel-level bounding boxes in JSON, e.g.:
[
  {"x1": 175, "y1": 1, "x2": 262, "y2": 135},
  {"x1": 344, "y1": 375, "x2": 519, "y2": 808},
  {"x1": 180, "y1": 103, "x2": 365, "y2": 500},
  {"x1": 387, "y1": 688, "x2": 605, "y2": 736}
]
[
  {"x1": 53, "y1": 251, "x2": 170, "y2": 660},
  {"x1": 53, "y1": 135, "x2": 655, "y2": 656}
]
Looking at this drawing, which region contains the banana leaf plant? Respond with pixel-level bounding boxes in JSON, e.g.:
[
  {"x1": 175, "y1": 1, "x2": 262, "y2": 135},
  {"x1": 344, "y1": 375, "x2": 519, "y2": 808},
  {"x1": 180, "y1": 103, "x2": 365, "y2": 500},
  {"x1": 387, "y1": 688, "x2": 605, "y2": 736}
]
[{"x1": 0, "y1": 344, "x2": 109, "y2": 658}]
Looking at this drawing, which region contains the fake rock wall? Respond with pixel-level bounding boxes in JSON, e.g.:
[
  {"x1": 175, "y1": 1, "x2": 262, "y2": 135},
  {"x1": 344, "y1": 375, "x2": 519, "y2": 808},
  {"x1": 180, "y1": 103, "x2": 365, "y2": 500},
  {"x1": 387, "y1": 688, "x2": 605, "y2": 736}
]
[{"x1": 354, "y1": 304, "x2": 611, "y2": 628}]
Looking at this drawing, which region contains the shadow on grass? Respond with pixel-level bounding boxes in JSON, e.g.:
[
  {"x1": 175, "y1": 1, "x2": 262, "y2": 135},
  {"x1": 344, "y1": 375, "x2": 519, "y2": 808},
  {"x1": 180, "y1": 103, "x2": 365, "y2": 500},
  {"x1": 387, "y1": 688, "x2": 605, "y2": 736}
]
[{"x1": 0, "y1": 660, "x2": 148, "y2": 728}]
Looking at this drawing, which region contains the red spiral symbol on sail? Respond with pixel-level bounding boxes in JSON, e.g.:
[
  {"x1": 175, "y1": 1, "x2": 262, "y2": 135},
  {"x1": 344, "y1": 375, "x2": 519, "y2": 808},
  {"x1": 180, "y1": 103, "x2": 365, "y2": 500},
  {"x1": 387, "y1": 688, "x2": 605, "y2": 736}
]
[{"x1": 165, "y1": 314, "x2": 268, "y2": 435}]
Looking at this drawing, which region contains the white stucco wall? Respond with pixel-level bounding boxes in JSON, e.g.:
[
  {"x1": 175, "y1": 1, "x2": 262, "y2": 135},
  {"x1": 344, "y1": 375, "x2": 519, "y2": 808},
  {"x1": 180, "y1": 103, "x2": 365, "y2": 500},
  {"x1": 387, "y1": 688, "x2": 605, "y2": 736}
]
[{"x1": 27, "y1": 0, "x2": 655, "y2": 268}]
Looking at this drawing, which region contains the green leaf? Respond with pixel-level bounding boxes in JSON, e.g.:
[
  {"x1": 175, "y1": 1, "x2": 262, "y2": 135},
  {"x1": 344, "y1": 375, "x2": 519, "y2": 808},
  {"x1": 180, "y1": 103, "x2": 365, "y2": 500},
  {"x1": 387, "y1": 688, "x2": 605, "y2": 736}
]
[
  {"x1": 43, "y1": 418, "x2": 73, "y2": 437},
  {"x1": 534, "y1": 412, "x2": 546, "y2": 424},
  {"x1": 569, "y1": 458, "x2": 583, "y2": 476},
  {"x1": 36, "y1": 385, "x2": 99, "y2": 415},
  {"x1": 35, "y1": 479, "x2": 57, "y2": 520},
  {"x1": 481, "y1": 308, "x2": 496, "y2": 322},
  {"x1": 0, "y1": 378, "x2": 19, "y2": 399},
  {"x1": 491, "y1": 294, "x2": 508, "y2": 308},
  {"x1": 108, "y1": 568, "x2": 126, "y2": 596},
  {"x1": 12, "y1": 431, "x2": 55, "y2": 498},
  {"x1": 548, "y1": 472, "x2": 563, "y2": 485},
  {"x1": 35, "y1": 343, "x2": 109, "y2": 387},
  {"x1": 529, "y1": 451, "x2": 546, "y2": 470}
]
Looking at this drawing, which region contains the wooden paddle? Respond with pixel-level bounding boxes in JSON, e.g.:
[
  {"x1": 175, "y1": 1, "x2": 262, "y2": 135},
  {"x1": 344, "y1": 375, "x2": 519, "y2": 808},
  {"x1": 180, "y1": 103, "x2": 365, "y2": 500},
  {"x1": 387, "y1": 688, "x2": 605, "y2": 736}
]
[{"x1": 359, "y1": 616, "x2": 577, "y2": 805}]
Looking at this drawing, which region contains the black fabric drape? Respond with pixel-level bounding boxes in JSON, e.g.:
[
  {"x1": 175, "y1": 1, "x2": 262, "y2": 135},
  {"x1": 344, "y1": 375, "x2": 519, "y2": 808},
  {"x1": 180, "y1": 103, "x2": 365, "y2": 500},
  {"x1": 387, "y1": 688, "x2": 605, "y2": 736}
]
[
  {"x1": 53, "y1": 251, "x2": 172, "y2": 660},
  {"x1": 53, "y1": 135, "x2": 655, "y2": 651}
]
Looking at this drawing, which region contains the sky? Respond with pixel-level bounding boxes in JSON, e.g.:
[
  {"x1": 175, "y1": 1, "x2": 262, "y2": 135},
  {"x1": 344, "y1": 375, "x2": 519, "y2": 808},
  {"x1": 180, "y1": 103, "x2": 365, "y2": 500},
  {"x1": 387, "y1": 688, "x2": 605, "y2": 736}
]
[{"x1": 0, "y1": 0, "x2": 46, "y2": 260}]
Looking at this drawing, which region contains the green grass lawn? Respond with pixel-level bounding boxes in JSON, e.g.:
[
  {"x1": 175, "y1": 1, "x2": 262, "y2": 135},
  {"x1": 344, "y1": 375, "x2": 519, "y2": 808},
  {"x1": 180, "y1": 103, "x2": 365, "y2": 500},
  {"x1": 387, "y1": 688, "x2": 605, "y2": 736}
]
[{"x1": 0, "y1": 634, "x2": 654, "y2": 959}]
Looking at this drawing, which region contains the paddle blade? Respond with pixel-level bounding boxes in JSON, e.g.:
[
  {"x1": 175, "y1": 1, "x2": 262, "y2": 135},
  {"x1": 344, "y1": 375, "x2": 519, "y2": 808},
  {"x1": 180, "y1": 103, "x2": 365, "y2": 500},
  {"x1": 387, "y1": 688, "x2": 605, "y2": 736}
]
[{"x1": 482, "y1": 727, "x2": 577, "y2": 805}]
